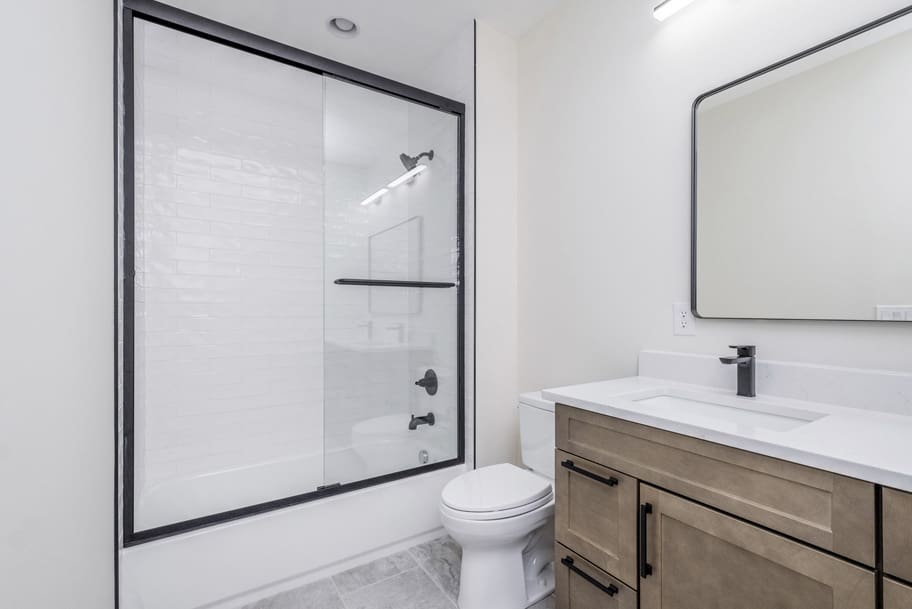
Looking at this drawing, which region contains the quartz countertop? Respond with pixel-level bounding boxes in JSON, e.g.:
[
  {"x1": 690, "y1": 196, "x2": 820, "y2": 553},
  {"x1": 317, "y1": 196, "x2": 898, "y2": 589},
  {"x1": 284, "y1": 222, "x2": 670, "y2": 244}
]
[{"x1": 543, "y1": 376, "x2": 912, "y2": 492}]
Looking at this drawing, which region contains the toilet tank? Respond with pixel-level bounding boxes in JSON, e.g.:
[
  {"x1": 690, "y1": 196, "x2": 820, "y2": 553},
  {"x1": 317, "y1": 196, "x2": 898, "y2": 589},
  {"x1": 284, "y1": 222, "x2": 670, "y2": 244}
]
[{"x1": 518, "y1": 391, "x2": 556, "y2": 479}]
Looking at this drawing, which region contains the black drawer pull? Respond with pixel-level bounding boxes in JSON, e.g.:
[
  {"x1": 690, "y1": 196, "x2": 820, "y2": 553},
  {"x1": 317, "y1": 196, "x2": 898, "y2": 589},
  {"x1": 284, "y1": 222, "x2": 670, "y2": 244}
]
[
  {"x1": 560, "y1": 460, "x2": 618, "y2": 487},
  {"x1": 561, "y1": 556, "x2": 619, "y2": 597},
  {"x1": 640, "y1": 502, "x2": 653, "y2": 578}
]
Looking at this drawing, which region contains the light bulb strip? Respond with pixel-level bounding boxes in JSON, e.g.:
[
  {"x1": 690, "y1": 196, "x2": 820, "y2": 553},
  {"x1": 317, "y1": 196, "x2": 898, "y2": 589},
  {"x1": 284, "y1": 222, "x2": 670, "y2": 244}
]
[
  {"x1": 387, "y1": 164, "x2": 428, "y2": 188},
  {"x1": 359, "y1": 187, "x2": 389, "y2": 207},
  {"x1": 357, "y1": 164, "x2": 429, "y2": 206}
]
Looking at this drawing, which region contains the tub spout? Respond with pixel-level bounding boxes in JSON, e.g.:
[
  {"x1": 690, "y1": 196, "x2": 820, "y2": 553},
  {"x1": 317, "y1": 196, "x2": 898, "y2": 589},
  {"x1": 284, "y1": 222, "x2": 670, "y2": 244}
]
[{"x1": 409, "y1": 412, "x2": 435, "y2": 430}]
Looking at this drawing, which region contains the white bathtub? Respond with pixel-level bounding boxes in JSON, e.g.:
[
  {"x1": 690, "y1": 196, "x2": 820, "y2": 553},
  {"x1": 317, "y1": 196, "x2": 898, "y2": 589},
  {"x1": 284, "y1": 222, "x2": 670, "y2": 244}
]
[{"x1": 123, "y1": 445, "x2": 464, "y2": 609}]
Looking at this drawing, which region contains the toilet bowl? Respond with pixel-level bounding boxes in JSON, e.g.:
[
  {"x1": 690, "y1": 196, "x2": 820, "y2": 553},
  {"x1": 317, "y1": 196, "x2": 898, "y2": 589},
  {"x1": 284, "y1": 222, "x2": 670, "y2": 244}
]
[{"x1": 440, "y1": 392, "x2": 555, "y2": 609}]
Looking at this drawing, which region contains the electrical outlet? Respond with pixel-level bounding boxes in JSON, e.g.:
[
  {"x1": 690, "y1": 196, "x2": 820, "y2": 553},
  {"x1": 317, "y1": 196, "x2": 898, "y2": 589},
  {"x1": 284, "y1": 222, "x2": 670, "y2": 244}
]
[{"x1": 673, "y1": 302, "x2": 696, "y2": 336}]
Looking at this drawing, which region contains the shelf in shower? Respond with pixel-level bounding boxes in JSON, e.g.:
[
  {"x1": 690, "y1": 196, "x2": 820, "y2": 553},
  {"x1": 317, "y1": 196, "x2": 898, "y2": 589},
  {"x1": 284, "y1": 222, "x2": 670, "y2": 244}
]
[{"x1": 334, "y1": 279, "x2": 456, "y2": 288}]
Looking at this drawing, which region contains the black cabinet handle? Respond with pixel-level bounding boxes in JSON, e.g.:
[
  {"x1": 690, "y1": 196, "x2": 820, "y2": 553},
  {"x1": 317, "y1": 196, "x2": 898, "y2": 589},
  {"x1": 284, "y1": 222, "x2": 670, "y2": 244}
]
[
  {"x1": 640, "y1": 502, "x2": 653, "y2": 578},
  {"x1": 560, "y1": 460, "x2": 618, "y2": 487},
  {"x1": 561, "y1": 556, "x2": 619, "y2": 597}
]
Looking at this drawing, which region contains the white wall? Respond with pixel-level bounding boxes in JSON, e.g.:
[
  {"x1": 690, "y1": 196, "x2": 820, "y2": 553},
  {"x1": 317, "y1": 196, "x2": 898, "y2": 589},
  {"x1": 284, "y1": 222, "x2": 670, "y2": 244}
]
[
  {"x1": 475, "y1": 22, "x2": 521, "y2": 466},
  {"x1": 0, "y1": 1, "x2": 115, "y2": 608},
  {"x1": 517, "y1": 0, "x2": 912, "y2": 392}
]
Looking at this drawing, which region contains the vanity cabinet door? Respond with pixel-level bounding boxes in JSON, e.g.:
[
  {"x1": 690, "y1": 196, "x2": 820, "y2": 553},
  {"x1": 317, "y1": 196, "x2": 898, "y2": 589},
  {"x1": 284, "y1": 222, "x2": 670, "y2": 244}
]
[
  {"x1": 556, "y1": 404, "x2": 876, "y2": 565},
  {"x1": 883, "y1": 487, "x2": 912, "y2": 583},
  {"x1": 885, "y1": 578, "x2": 912, "y2": 609},
  {"x1": 639, "y1": 485, "x2": 875, "y2": 609},
  {"x1": 555, "y1": 450, "x2": 639, "y2": 588},
  {"x1": 555, "y1": 544, "x2": 636, "y2": 609}
]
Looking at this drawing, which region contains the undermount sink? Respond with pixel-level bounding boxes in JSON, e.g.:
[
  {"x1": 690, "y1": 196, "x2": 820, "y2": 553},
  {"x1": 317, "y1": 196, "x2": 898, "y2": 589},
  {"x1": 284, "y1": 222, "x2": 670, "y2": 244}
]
[{"x1": 627, "y1": 389, "x2": 827, "y2": 434}]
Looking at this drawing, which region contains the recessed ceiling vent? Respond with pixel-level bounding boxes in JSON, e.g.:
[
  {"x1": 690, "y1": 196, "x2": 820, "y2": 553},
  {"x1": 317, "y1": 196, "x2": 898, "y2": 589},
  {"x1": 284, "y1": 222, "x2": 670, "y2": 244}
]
[{"x1": 328, "y1": 17, "x2": 358, "y2": 38}]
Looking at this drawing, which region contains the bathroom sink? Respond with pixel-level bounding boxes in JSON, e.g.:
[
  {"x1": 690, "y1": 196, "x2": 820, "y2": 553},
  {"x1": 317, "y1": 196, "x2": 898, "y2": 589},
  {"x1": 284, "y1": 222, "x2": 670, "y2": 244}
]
[{"x1": 626, "y1": 389, "x2": 827, "y2": 434}]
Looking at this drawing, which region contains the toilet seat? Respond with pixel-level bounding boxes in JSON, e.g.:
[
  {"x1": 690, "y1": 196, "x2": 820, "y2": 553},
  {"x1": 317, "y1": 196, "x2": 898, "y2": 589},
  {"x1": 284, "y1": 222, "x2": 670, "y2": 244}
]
[{"x1": 441, "y1": 463, "x2": 553, "y2": 521}]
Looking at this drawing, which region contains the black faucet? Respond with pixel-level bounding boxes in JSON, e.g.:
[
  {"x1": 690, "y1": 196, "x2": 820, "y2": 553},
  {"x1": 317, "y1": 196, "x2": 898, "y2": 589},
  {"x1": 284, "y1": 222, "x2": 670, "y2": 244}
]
[
  {"x1": 719, "y1": 345, "x2": 756, "y2": 398},
  {"x1": 408, "y1": 412, "x2": 435, "y2": 430}
]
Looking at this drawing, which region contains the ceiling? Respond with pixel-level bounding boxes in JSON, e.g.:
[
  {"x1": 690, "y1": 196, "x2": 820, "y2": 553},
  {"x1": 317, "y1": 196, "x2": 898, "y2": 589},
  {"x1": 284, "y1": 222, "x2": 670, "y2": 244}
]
[{"x1": 161, "y1": 0, "x2": 561, "y2": 85}]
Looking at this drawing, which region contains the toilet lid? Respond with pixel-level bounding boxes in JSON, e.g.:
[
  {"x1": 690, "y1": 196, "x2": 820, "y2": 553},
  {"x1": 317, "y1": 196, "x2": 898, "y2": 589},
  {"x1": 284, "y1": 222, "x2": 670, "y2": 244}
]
[{"x1": 442, "y1": 463, "x2": 553, "y2": 513}]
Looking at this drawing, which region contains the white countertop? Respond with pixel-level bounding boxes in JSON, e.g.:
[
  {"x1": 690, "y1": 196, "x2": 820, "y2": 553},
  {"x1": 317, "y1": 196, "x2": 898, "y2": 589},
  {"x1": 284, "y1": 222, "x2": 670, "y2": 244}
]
[{"x1": 543, "y1": 376, "x2": 912, "y2": 492}]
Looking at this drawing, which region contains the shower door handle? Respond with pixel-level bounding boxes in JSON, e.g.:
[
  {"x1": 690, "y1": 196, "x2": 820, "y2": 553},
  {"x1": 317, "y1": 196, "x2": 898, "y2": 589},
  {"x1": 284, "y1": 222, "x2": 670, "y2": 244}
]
[{"x1": 334, "y1": 278, "x2": 455, "y2": 288}]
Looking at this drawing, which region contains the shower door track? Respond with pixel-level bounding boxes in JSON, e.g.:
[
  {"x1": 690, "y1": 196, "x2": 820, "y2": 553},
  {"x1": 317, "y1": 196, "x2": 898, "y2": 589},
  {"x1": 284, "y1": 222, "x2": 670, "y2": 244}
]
[{"x1": 120, "y1": 0, "x2": 467, "y2": 546}]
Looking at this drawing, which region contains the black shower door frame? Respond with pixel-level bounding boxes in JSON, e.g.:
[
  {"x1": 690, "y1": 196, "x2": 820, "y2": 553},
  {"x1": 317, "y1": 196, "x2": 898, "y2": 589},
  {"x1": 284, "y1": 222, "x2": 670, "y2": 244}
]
[{"x1": 121, "y1": 0, "x2": 466, "y2": 546}]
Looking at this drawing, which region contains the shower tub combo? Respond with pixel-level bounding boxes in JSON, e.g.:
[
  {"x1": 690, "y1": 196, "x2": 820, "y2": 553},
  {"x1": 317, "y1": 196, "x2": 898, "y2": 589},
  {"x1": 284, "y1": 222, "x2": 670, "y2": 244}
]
[{"x1": 118, "y1": 2, "x2": 469, "y2": 607}]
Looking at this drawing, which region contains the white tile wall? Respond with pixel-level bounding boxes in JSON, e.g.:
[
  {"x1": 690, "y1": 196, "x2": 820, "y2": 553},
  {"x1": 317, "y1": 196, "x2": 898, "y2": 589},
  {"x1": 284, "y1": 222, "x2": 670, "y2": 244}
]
[
  {"x1": 133, "y1": 21, "x2": 325, "y2": 531},
  {"x1": 322, "y1": 79, "x2": 461, "y2": 484},
  {"x1": 132, "y1": 23, "x2": 464, "y2": 530}
]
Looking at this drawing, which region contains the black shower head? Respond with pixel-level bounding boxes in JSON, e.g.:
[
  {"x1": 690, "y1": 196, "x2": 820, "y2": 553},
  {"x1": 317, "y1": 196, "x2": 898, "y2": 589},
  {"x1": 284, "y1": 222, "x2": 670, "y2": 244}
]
[{"x1": 399, "y1": 150, "x2": 434, "y2": 171}]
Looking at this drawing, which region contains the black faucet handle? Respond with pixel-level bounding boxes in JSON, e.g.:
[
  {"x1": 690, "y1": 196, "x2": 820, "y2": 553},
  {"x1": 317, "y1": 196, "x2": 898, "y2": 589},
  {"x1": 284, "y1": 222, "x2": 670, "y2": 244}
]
[{"x1": 728, "y1": 345, "x2": 756, "y2": 357}]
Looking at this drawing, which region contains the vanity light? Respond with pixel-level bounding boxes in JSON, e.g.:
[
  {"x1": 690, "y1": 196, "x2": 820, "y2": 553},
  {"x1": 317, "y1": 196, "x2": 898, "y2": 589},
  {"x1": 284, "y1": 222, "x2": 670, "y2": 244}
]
[
  {"x1": 654, "y1": 0, "x2": 695, "y2": 21},
  {"x1": 359, "y1": 187, "x2": 389, "y2": 206},
  {"x1": 387, "y1": 164, "x2": 427, "y2": 188},
  {"x1": 359, "y1": 164, "x2": 429, "y2": 206}
]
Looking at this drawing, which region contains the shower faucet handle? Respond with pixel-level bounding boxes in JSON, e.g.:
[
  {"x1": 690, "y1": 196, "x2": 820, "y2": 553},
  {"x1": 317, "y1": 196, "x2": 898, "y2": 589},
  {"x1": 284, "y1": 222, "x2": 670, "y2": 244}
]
[{"x1": 415, "y1": 369, "x2": 438, "y2": 396}]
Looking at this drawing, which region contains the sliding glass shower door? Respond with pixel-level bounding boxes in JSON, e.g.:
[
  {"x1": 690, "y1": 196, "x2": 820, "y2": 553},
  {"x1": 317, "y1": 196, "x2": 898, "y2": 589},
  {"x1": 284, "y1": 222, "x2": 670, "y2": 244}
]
[
  {"x1": 322, "y1": 79, "x2": 461, "y2": 486},
  {"x1": 125, "y1": 16, "x2": 463, "y2": 542}
]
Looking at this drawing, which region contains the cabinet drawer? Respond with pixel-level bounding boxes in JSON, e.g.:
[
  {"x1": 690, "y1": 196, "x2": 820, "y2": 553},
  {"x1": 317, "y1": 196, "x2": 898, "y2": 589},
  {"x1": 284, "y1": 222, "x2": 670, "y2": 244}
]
[
  {"x1": 639, "y1": 485, "x2": 874, "y2": 609},
  {"x1": 555, "y1": 450, "x2": 638, "y2": 587},
  {"x1": 556, "y1": 544, "x2": 637, "y2": 609},
  {"x1": 884, "y1": 487, "x2": 912, "y2": 582},
  {"x1": 885, "y1": 577, "x2": 912, "y2": 609},
  {"x1": 556, "y1": 404, "x2": 876, "y2": 565}
]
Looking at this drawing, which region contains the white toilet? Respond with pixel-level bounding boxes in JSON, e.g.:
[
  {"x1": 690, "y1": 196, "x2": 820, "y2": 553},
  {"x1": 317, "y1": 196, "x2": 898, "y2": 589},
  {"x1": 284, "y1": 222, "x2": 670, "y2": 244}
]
[{"x1": 439, "y1": 392, "x2": 555, "y2": 609}]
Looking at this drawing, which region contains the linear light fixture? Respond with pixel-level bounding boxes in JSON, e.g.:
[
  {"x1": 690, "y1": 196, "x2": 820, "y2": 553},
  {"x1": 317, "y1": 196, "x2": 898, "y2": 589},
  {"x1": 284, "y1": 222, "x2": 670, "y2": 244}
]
[
  {"x1": 359, "y1": 164, "x2": 429, "y2": 206},
  {"x1": 387, "y1": 164, "x2": 427, "y2": 188},
  {"x1": 359, "y1": 187, "x2": 389, "y2": 206},
  {"x1": 654, "y1": 0, "x2": 695, "y2": 21}
]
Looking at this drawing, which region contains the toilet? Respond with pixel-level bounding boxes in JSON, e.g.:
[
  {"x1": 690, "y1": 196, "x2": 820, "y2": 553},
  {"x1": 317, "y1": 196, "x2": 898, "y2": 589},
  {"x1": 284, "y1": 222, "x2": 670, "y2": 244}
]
[{"x1": 439, "y1": 392, "x2": 555, "y2": 609}]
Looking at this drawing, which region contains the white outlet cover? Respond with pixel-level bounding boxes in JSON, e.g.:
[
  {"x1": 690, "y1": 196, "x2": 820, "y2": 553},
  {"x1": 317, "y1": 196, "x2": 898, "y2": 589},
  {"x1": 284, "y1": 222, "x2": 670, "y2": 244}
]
[{"x1": 673, "y1": 302, "x2": 697, "y2": 336}]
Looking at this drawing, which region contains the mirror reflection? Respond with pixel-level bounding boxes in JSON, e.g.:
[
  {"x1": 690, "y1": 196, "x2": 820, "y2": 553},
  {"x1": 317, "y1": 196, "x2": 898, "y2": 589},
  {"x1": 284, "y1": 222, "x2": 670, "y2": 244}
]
[{"x1": 694, "y1": 13, "x2": 912, "y2": 321}]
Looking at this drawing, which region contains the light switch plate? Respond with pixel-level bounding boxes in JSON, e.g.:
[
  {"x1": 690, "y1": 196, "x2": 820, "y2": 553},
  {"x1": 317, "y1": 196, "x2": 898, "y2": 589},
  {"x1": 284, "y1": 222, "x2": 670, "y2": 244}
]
[{"x1": 673, "y1": 302, "x2": 697, "y2": 336}]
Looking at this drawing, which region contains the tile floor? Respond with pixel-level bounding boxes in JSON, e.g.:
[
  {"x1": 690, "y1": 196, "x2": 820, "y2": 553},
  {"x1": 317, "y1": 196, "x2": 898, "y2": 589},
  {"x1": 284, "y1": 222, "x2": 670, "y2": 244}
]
[{"x1": 240, "y1": 536, "x2": 556, "y2": 609}]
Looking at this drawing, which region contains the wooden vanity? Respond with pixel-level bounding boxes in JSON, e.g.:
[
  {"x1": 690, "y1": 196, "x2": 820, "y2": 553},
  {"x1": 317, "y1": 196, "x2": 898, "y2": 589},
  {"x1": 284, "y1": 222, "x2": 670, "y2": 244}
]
[{"x1": 553, "y1": 403, "x2": 912, "y2": 609}]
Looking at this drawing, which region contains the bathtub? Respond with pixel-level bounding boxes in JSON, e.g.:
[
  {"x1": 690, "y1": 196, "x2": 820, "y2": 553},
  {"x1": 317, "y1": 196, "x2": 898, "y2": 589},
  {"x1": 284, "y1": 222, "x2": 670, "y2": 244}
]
[{"x1": 123, "y1": 435, "x2": 464, "y2": 609}]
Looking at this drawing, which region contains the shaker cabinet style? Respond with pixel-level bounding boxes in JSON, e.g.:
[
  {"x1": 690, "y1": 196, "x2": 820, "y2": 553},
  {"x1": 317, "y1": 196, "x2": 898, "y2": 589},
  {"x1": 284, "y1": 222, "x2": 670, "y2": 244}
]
[
  {"x1": 556, "y1": 404, "x2": 876, "y2": 565},
  {"x1": 883, "y1": 487, "x2": 912, "y2": 583},
  {"x1": 638, "y1": 485, "x2": 874, "y2": 609},
  {"x1": 555, "y1": 546, "x2": 636, "y2": 609},
  {"x1": 554, "y1": 404, "x2": 884, "y2": 609},
  {"x1": 555, "y1": 450, "x2": 638, "y2": 587},
  {"x1": 884, "y1": 578, "x2": 912, "y2": 609}
]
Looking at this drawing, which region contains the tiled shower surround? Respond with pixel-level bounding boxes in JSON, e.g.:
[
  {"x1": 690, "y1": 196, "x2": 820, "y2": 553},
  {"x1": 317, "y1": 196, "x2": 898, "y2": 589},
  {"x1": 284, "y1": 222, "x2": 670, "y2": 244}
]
[
  {"x1": 239, "y1": 537, "x2": 555, "y2": 609},
  {"x1": 131, "y1": 20, "x2": 461, "y2": 532},
  {"x1": 133, "y1": 21, "x2": 327, "y2": 530}
]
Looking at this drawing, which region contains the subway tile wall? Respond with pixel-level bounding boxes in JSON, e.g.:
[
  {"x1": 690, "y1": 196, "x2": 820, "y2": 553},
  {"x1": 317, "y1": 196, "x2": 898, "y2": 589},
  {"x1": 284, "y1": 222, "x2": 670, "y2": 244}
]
[
  {"x1": 131, "y1": 23, "x2": 462, "y2": 531},
  {"x1": 322, "y1": 80, "x2": 461, "y2": 485},
  {"x1": 133, "y1": 21, "x2": 326, "y2": 530}
]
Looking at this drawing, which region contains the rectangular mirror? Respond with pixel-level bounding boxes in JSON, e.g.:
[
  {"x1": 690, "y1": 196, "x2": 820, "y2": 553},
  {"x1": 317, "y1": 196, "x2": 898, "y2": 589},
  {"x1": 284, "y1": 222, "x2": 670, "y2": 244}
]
[{"x1": 693, "y1": 7, "x2": 912, "y2": 321}]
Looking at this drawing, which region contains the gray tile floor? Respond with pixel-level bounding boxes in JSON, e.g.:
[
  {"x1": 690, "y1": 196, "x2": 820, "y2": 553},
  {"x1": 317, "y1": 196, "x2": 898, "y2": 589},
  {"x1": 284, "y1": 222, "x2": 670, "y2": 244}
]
[{"x1": 240, "y1": 536, "x2": 555, "y2": 609}]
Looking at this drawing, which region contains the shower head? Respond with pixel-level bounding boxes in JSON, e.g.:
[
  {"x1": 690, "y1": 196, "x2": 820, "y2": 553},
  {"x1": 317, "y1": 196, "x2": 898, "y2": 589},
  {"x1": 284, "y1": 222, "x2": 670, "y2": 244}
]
[{"x1": 399, "y1": 150, "x2": 434, "y2": 171}]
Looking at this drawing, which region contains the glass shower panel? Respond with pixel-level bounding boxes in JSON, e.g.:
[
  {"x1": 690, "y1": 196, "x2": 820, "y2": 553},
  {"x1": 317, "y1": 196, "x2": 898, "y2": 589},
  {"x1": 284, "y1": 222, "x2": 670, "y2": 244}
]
[
  {"x1": 131, "y1": 20, "x2": 325, "y2": 531},
  {"x1": 323, "y1": 78, "x2": 460, "y2": 485}
]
